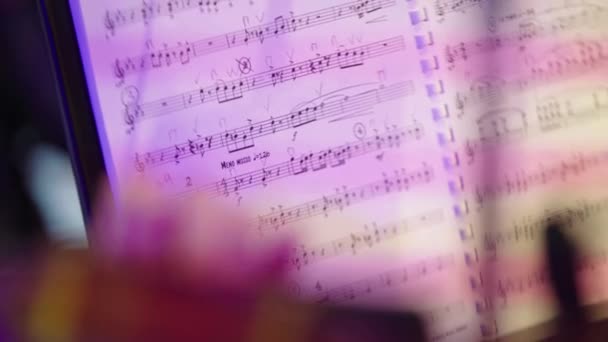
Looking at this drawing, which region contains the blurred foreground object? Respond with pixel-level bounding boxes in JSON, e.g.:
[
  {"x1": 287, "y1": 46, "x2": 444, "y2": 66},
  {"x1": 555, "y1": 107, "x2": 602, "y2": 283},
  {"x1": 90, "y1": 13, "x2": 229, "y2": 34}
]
[
  {"x1": 544, "y1": 221, "x2": 608, "y2": 342},
  {"x1": 11, "y1": 182, "x2": 608, "y2": 341},
  {"x1": 14, "y1": 249, "x2": 425, "y2": 341},
  {"x1": 1, "y1": 180, "x2": 427, "y2": 341}
]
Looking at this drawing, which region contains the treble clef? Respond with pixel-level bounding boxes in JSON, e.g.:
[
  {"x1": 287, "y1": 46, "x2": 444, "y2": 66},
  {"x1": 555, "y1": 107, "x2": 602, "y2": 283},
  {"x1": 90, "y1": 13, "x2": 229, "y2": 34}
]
[
  {"x1": 465, "y1": 140, "x2": 475, "y2": 165},
  {"x1": 134, "y1": 153, "x2": 145, "y2": 173},
  {"x1": 104, "y1": 11, "x2": 116, "y2": 36},
  {"x1": 124, "y1": 107, "x2": 136, "y2": 134},
  {"x1": 121, "y1": 86, "x2": 141, "y2": 134},
  {"x1": 114, "y1": 59, "x2": 125, "y2": 80}
]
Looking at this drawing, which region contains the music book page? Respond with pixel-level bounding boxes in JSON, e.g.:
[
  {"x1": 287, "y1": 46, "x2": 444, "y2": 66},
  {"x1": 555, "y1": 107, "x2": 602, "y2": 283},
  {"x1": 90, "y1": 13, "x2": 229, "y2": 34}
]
[{"x1": 70, "y1": 0, "x2": 608, "y2": 339}]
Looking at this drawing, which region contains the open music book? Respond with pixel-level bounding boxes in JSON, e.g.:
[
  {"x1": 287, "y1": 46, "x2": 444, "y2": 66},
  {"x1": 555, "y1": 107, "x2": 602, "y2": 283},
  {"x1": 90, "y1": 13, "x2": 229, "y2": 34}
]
[{"x1": 71, "y1": 0, "x2": 608, "y2": 339}]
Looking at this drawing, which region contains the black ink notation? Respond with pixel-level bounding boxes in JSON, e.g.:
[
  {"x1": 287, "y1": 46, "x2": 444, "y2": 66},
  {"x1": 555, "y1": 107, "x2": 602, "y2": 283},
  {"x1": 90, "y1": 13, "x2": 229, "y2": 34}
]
[
  {"x1": 251, "y1": 163, "x2": 434, "y2": 231},
  {"x1": 237, "y1": 57, "x2": 253, "y2": 74},
  {"x1": 130, "y1": 36, "x2": 406, "y2": 123},
  {"x1": 134, "y1": 81, "x2": 415, "y2": 171},
  {"x1": 179, "y1": 124, "x2": 424, "y2": 198},
  {"x1": 290, "y1": 208, "x2": 444, "y2": 270},
  {"x1": 104, "y1": 0, "x2": 239, "y2": 35},
  {"x1": 310, "y1": 254, "x2": 454, "y2": 304},
  {"x1": 112, "y1": 0, "x2": 396, "y2": 77}
]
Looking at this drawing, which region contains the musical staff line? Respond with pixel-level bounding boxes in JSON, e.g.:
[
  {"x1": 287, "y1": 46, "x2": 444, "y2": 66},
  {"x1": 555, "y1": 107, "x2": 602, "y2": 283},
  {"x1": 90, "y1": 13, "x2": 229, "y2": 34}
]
[
  {"x1": 497, "y1": 269, "x2": 547, "y2": 298},
  {"x1": 482, "y1": 196, "x2": 608, "y2": 249},
  {"x1": 539, "y1": 104, "x2": 608, "y2": 133},
  {"x1": 134, "y1": 82, "x2": 415, "y2": 171},
  {"x1": 461, "y1": 92, "x2": 608, "y2": 167},
  {"x1": 104, "y1": 0, "x2": 239, "y2": 34},
  {"x1": 252, "y1": 163, "x2": 435, "y2": 231},
  {"x1": 114, "y1": 0, "x2": 396, "y2": 78},
  {"x1": 475, "y1": 252, "x2": 608, "y2": 314},
  {"x1": 446, "y1": 30, "x2": 608, "y2": 73},
  {"x1": 290, "y1": 208, "x2": 445, "y2": 270},
  {"x1": 126, "y1": 36, "x2": 406, "y2": 125},
  {"x1": 472, "y1": 269, "x2": 548, "y2": 314},
  {"x1": 452, "y1": 40, "x2": 608, "y2": 119},
  {"x1": 446, "y1": 27, "x2": 601, "y2": 72},
  {"x1": 474, "y1": 151, "x2": 608, "y2": 207},
  {"x1": 434, "y1": 0, "x2": 485, "y2": 18},
  {"x1": 310, "y1": 254, "x2": 455, "y2": 304},
  {"x1": 537, "y1": 88, "x2": 608, "y2": 132},
  {"x1": 182, "y1": 125, "x2": 423, "y2": 198}
]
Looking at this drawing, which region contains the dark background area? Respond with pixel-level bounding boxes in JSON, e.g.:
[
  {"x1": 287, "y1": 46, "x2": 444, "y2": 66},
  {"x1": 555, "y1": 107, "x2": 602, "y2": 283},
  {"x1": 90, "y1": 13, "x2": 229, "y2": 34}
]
[{"x1": 0, "y1": 0, "x2": 86, "y2": 256}]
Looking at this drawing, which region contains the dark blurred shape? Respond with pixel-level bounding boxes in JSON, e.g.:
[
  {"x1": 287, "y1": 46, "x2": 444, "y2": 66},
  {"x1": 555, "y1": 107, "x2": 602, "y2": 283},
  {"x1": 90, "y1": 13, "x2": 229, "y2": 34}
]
[
  {"x1": 545, "y1": 220, "x2": 586, "y2": 341},
  {"x1": 1, "y1": 248, "x2": 429, "y2": 341},
  {"x1": 315, "y1": 306, "x2": 427, "y2": 342},
  {"x1": 546, "y1": 221, "x2": 583, "y2": 321},
  {"x1": 0, "y1": 0, "x2": 69, "y2": 253}
]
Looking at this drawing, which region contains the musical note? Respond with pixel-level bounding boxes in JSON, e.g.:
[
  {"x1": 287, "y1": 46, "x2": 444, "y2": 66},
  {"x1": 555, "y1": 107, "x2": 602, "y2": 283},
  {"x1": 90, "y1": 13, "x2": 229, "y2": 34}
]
[
  {"x1": 308, "y1": 254, "x2": 455, "y2": 303},
  {"x1": 528, "y1": 40, "x2": 608, "y2": 80},
  {"x1": 536, "y1": 87, "x2": 608, "y2": 132},
  {"x1": 181, "y1": 124, "x2": 424, "y2": 198},
  {"x1": 450, "y1": 77, "x2": 507, "y2": 116},
  {"x1": 337, "y1": 46, "x2": 366, "y2": 69},
  {"x1": 434, "y1": 0, "x2": 485, "y2": 19},
  {"x1": 451, "y1": 40, "x2": 608, "y2": 120},
  {"x1": 483, "y1": 196, "x2": 608, "y2": 250},
  {"x1": 457, "y1": 96, "x2": 608, "y2": 164},
  {"x1": 474, "y1": 151, "x2": 608, "y2": 207},
  {"x1": 477, "y1": 108, "x2": 528, "y2": 141},
  {"x1": 442, "y1": 6, "x2": 608, "y2": 71},
  {"x1": 113, "y1": 0, "x2": 397, "y2": 77},
  {"x1": 134, "y1": 82, "x2": 415, "y2": 171},
  {"x1": 469, "y1": 258, "x2": 607, "y2": 314},
  {"x1": 252, "y1": 163, "x2": 435, "y2": 231},
  {"x1": 289, "y1": 208, "x2": 445, "y2": 270},
  {"x1": 103, "y1": 0, "x2": 240, "y2": 34},
  {"x1": 131, "y1": 36, "x2": 406, "y2": 123},
  {"x1": 496, "y1": 269, "x2": 549, "y2": 299}
]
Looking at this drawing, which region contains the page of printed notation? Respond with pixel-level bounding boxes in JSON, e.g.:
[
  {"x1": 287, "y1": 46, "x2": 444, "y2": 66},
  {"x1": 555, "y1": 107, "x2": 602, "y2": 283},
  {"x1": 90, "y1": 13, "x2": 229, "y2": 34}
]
[
  {"x1": 427, "y1": 0, "x2": 608, "y2": 338},
  {"x1": 73, "y1": 0, "x2": 478, "y2": 340}
]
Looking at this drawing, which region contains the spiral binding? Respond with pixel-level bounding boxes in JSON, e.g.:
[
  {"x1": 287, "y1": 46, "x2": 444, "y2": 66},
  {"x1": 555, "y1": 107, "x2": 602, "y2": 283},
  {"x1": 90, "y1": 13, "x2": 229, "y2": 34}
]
[{"x1": 408, "y1": 2, "x2": 498, "y2": 339}]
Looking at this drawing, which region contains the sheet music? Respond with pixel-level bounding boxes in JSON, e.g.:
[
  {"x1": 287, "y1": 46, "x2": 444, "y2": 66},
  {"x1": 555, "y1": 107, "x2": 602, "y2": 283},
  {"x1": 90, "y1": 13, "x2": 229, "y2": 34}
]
[
  {"x1": 70, "y1": 0, "x2": 608, "y2": 339},
  {"x1": 424, "y1": 0, "x2": 608, "y2": 337}
]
